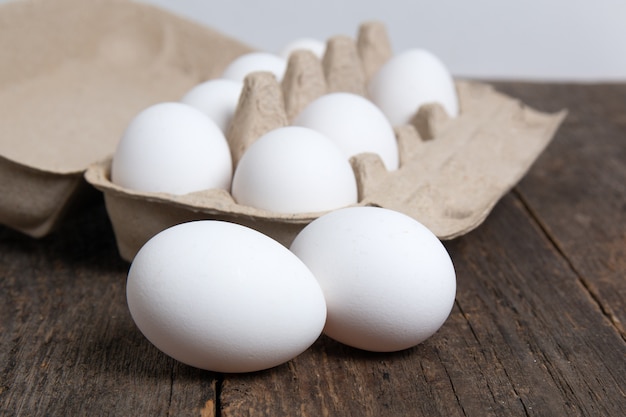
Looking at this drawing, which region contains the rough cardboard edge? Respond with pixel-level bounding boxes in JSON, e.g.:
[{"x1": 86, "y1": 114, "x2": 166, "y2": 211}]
[
  {"x1": 86, "y1": 159, "x2": 341, "y2": 223},
  {"x1": 0, "y1": 155, "x2": 84, "y2": 237}
]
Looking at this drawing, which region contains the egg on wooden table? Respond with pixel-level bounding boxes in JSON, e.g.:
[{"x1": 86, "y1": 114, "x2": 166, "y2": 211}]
[
  {"x1": 180, "y1": 78, "x2": 243, "y2": 133},
  {"x1": 290, "y1": 206, "x2": 457, "y2": 352},
  {"x1": 126, "y1": 220, "x2": 327, "y2": 373},
  {"x1": 231, "y1": 126, "x2": 358, "y2": 213},
  {"x1": 368, "y1": 48, "x2": 459, "y2": 126},
  {"x1": 292, "y1": 92, "x2": 399, "y2": 171},
  {"x1": 111, "y1": 102, "x2": 232, "y2": 195}
]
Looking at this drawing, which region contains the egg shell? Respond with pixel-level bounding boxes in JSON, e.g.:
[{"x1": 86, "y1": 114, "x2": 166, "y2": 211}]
[
  {"x1": 292, "y1": 92, "x2": 399, "y2": 171},
  {"x1": 290, "y1": 206, "x2": 456, "y2": 352},
  {"x1": 280, "y1": 38, "x2": 326, "y2": 59},
  {"x1": 126, "y1": 220, "x2": 327, "y2": 373},
  {"x1": 221, "y1": 52, "x2": 287, "y2": 82},
  {"x1": 231, "y1": 126, "x2": 358, "y2": 214},
  {"x1": 368, "y1": 48, "x2": 459, "y2": 126},
  {"x1": 111, "y1": 102, "x2": 232, "y2": 195},
  {"x1": 180, "y1": 79, "x2": 243, "y2": 133}
]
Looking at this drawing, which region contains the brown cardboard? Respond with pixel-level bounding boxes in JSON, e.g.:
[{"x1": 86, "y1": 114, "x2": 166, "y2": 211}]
[
  {"x1": 227, "y1": 73, "x2": 289, "y2": 167},
  {"x1": 357, "y1": 21, "x2": 393, "y2": 80},
  {"x1": 322, "y1": 36, "x2": 368, "y2": 96},
  {"x1": 85, "y1": 31, "x2": 566, "y2": 261},
  {"x1": 0, "y1": 0, "x2": 252, "y2": 236},
  {"x1": 0, "y1": 0, "x2": 565, "y2": 258},
  {"x1": 282, "y1": 50, "x2": 327, "y2": 122}
]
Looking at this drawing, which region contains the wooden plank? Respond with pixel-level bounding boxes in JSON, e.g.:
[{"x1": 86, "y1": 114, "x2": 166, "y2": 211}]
[
  {"x1": 494, "y1": 82, "x2": 626, "y2": 338},
  {"x1": 447, "y1": 195, "x2": 625, "y2": 416},
  {"x1": 0, "y1": 205, "x2": 218, "y2": 416},
  {"x1": 219, "y1": 192, "x2": 626, "y2": 417}
]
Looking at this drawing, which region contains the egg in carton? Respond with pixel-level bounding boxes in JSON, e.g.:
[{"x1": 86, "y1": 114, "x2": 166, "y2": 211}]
[{"x1": 85, "y1": 21, "x2": 566, "y2": 261}]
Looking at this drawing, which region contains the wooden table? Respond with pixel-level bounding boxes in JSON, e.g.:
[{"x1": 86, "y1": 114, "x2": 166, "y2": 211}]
[{"x1": 1, "y1": 82, "x2": 625, "y2": 416}]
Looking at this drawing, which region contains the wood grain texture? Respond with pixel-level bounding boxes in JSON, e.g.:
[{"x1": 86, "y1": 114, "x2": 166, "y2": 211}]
[
  {"x1": 0, "y1": 203, "x2": 218, "y2": 416},
  {"x1": 494, "y1": 82, "x2": 626, "y2": 339},
  {"x1": 219, "y1": 193, "x2": 626, "y2": 417},
  {"x1": 1, "y1": 83, "x2": 625, "y2": 417}
]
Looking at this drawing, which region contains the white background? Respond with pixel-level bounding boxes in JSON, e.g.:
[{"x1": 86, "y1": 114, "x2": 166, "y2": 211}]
[
  {"x1": 136, "y1": 0, "x2": 626, "y2": 82},
  {"x1": 2, "y1": 0, "x2": 625, "y2": 81}
]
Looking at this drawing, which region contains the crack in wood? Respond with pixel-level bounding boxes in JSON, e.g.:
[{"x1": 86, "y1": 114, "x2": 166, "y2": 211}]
[
  {"x1": 214, "y1": 376, "x2": 223, "y2": 417},
  {"x1": 434, "y1": 344, "x2": 468, "y2": 417},
  {"x1": 166, "y1": 364, "x2": 175, "y2": 417},
  {"x1": 455, "y1": 298, "x2": 518, "y2": 414},
  {"x1": 513, "y1": 188, "x2": 626, "y2": 342},
  {"x1": 498, "y1": 358, "x2": 531, "y2": 417}
]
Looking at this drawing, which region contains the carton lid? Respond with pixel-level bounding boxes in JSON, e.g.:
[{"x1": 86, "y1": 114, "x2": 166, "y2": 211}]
[
  {"x1": 0, "y1": 0, "x2": 252, "y2": 174},
  {"x1": 0, "y1": 0, "x2": 252, "y2": 236}
]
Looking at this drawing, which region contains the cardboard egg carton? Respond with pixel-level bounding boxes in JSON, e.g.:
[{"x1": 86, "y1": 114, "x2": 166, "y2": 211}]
[
  {"x1": 0, "y1": 0, "x2": 565, "y2": 261},
  {"x1": 87, "y1": 22, "x2": 566, "y2": 261}
]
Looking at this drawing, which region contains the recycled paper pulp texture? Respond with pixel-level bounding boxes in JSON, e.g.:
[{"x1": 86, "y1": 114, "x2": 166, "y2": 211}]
[
  {"x1": 0, "y1": 0, "x2": 565, "y2": 259},
  {"x1": 0, "y1": 0, "x2": 251, "y2": 236}
]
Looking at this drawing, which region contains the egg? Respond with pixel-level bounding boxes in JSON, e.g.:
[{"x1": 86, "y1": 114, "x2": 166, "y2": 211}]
[
  {"x1": 180, "y1": 78, "x2": 243, "y2": 133},
  {"x1": 231, "y1": 126, "x2": 358, "y2": 213},
  {"x1": 290, "y1": 206, "x2": 456, "y2": 352},
  {"x1": 111, "y1": 102, "x2": 232, "y2": 195},
  {"x1": 368, "y1": 48, "x2": 459, "y2": 126},
  {"x1": 292, "y1": 92, "x2": 399, "y2": 171},
  {"x1": 221, "y1": 52, "x2": 288, "y2": 82},
  {"x1": 126, "y1": 220, "x2": 327, "y2": 373},
  {"x1": 280, "y1": 38, "x2": 326, "y2": 59}
]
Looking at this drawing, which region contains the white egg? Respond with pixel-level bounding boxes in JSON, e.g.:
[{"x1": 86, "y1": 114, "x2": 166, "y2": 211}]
[
  {"x1": 290, "y1": 206, "x2": 456, "y2": 352},
  {"x1": 111, "y1": 102, "x2": 232, "y2": 195},
  {"x1": 126, "y1": 220, "x2": 327, "y2": 373},
  {"x1": 231, "y1": 126, "x2": 358, "y2": 213},
  {"x1": 368, "y1": 48, "x2": 459, "y2": 126},
  {"x1": 292, "y1": 92, "x2": 399, "y2": 171},
  {"x1": 280, "y1": 38, "x2": 326, "y2": 59},
  {"x1": 221, "y1": 52, "x2": 288, "y2": 82},
  {"x1": 180, "y1": 78, "x2": 243, "y2": 133}
]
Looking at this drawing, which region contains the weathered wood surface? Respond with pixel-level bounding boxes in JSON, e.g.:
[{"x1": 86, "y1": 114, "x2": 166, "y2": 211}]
[{"x1": 1, "y1": 83, "x2": 625, "y2": 416}]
